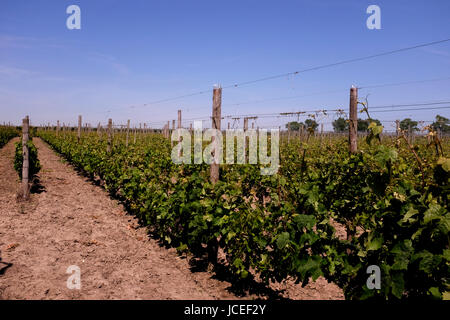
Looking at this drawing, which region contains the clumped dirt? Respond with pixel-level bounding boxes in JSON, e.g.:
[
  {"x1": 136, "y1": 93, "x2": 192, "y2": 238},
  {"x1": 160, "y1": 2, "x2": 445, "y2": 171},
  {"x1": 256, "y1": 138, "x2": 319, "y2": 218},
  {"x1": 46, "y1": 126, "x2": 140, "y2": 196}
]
[{"x1": 0, "y1": 138, "x2": 344, "y2": 300}]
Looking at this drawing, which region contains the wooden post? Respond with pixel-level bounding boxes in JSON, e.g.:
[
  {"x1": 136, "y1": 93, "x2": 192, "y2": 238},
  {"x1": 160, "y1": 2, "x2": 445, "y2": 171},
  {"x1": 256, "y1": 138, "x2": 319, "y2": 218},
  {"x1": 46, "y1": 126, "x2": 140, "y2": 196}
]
[
  {"x1": 126, "y1": 120, "x2": 130, "y2": 147},
  {"x1": 167, "y1": 121, "x2": 170, "y2": 138},
  {"x1": 22, "y1": 116, "x2": 30, "y2": 199},
  {"x1": 349, "y1": 87, "x2": 358, "y2": 153},
  {"x1": 320, "y1": 123, "x2": 324, "y2": 144},
  {"x1": 408, "y1": 124, "x2": 412, "y2": 144},
  {"x1": 77, "y1": 115, "x2": 82, "y2": 142},
  {"x1": 244, "y1": 117, "x2": 249, "y2": 163},
  {"x1": 210, "y1": 86, "x2": 222, "y2": 184},
  {"x1": 177, "y1": 110, "x2": 182, "y2": 157},
  {"x1": 107, "y1": 119, "x2": 112, "y2": 153},
  {"x1": 396, "y1": 120, "x2": 400, "y2": 138},
  {"x1": 57, "y1": 120, "x2": 60, "y2": 136},
  {"x1": 134, "y1": 127, "x2": 137, "y2": 144},
  {"x1": 171, "y1": 120, "x2": 176, "y2": 147}
]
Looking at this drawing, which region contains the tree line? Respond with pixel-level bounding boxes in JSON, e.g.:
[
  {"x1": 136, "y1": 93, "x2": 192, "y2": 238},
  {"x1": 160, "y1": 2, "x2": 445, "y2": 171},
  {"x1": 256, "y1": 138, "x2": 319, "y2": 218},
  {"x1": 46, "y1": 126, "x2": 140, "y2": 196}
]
[{"x1": 285, "y1": 115, "x2": 449, "y2": 133}]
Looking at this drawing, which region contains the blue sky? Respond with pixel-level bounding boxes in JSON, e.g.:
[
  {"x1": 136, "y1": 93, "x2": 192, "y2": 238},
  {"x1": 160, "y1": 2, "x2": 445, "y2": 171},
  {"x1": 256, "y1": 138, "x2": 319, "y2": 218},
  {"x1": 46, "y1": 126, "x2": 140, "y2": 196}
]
[{"x1": 1, "y1": 0, "x2": 449, "y2": 131}]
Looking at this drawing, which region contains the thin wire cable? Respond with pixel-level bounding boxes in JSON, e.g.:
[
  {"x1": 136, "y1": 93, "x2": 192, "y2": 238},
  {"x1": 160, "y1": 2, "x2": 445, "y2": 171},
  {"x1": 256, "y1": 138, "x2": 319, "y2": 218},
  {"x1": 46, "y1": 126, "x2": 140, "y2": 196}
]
[
  {"x1": 94, "y1": 37, "x2": 450, "y2": 114},
  {"x1": 222, "y1": 38, "x2": 450, "y2": 89},
  {"x1": 359, "y1": 76, "x2": 450, "y2": 90}
]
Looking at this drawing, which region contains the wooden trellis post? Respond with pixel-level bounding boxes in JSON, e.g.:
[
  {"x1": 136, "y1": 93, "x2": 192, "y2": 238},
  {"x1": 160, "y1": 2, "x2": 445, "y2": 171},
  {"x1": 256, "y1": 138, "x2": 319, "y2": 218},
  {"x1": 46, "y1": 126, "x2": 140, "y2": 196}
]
[
  {"x1": 126, "y1": 119, "x2": 130, "y2": 147},
  {"x1": 244, "y1": 117, "x2": 249, "y2": 163},
  {"x1": 22, "y1": 116, "x2": 30, "y2": 199},
  {"x1": 77, "y1": 115, "x2": 82, "y2": 142},
  {"x1": 210, "y1": 86, "x2": 222, "y2": 184},
  {"x1": 107, "y1": 119, "x2": 112, "y2": 153},
  {"x1": 177, "y1": 110, "x2": 182, "y2": 157},
  {"x1": 349, "y1": 87, "x2": 358, "y2": 153},
  {"x1": 171, "y1": 119, "x2": 176, "y2": 147}
]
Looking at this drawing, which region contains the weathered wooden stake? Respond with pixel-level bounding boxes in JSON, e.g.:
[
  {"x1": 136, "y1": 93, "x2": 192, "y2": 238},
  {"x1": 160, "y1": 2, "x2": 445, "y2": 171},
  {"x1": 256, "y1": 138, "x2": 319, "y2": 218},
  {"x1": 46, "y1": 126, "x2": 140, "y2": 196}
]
[
  {"x1": 244, "y1": 117, "x2": 249, "y2": 162},
  {"x1": 349, "y1": 87, "x2": 358, "y2": 153},
  {"x1": 22, "y1": 116, "x2": 30, "y2": 199},
  {"x1": 210, "y1": 86, "x2": 222, "y2": 184},
  {"x1": 107, "y1": 119, "x2": 112, "y2": 153},
  {"x1": 77, "y1": 115, "x2": 82, "y2": 142},
  {"x1": 126, "y1": 119, "x2": 130, "y2": 147},
  {"x1": 177, "y1": 110, "x2": 182, "y2": 157}
]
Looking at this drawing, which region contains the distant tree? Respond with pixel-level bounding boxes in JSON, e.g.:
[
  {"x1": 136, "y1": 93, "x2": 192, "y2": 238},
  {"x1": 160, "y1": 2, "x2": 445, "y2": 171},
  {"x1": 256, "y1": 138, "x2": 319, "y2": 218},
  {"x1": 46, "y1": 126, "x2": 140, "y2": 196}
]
[
  {"x1": 431, "y1": 115, "x2": 450, "y2": 133},
  {"x1": 332, "y1": 117, "x2": 348, "y2": 132},
  {"x1": 358, "y1": 119, "x2": 381, "y2": 132},
  {"x1": 305, "y1": 119, "x2": 318, "y2": 131},
  {"x1": 399, "y1": 118, "x2": 419, "y2": 131},
  {"x1": 286, "y1": 121, "x2": 301, "y2": 131}
]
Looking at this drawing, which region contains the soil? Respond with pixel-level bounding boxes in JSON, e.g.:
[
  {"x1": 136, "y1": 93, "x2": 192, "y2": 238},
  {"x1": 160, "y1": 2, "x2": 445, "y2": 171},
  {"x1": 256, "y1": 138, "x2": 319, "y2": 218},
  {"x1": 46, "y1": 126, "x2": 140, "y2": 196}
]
[{"x1": 0, "y1": 138, "x2": 344, "y2": 300}]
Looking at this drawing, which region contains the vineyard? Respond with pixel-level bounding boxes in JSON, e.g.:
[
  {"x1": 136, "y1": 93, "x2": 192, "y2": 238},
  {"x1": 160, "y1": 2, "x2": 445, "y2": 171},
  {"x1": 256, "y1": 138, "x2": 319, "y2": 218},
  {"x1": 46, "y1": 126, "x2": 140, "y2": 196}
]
[
  {"x1": 2, "y1": 2, "x2": 450, "y2": 305},
  {"x1": 29, "y1": 120, "x2": 448, "y2": 300}
]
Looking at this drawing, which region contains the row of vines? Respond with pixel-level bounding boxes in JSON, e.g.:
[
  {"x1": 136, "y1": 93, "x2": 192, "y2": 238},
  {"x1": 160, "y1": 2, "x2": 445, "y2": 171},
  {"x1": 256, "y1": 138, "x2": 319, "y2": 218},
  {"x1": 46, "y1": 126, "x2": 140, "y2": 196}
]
[
  {"x1": 37, "y1": 123, "x2": 449, "y2": 300},
  {"x1": 0, "y1": 126, "x2": 18, "y2": 149}
]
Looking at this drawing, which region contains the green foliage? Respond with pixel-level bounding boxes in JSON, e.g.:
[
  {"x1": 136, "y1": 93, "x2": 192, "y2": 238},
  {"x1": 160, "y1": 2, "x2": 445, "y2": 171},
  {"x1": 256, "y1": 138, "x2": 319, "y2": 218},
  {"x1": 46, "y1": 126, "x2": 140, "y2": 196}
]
[
  {"x1": 358, "y1": 119, "x2": 381, "y2": 132},
  {"x1": 304, "y1": 119, "x2": 318, "y2": 131},
  {"x1": 332, "y1": 117, "x2": 348, "y2": 132},
  {"x1": 286, "y1": 121, "x2": 301, "y2": 131},
  {"x1": 38, "y1": 127, "x2": 449, "y2": 300},
  {"x1": 432, "y1": 115, "x2": 450, "y2": 133},
  {"x1": 400, "y1": 118, "x2": 419, "y2": 132},
  {"x1": 14, "y1": 139, "x2": 41, "y2": 180},
  {"x1": 0, "y1": 126, "x2": 19, "y2": 148}
]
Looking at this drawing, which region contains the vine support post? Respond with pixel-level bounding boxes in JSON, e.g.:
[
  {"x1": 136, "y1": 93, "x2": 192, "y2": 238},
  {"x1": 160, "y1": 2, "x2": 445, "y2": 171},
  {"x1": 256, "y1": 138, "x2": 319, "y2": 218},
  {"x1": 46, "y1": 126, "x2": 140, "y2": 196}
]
[
  {"x1": 320, "y1": 123, "x2": 324, "y2": 144},
  {"x1": 77, "y1": 115, "x2": 82, "y2": 142},
  {"x1": 22, "y1": 116, "x2": 30, "y2": 200},
  {"x1": 126, "y1": 119, "x2": 130, "y2": 147},
  {"x1": 107, "y1": 118, "x2": 112, "y2": 153},
  {"x1": 171, "y1": 120, "x2": 175, "y2": 147},
  {"x1": 56, "y1": 120, "x2": 60, "y2": 136},
  {"x1": 177, "y1": 109, "x2": 182, "y2": 157},
  {"x1": 210, "y1": 85, "x2": 222, "y2": 185},
  {"x1": 166, "y1": 120, "x2": 170, "y2": 139},
  {"x1": 396, "y1": 120, "x2": 400, "y2": 138},
  {"x1": 244, "y1": 117, "x2": 249, "y2": 163},
  {"x1": 349, "y1": 86, "x2": 358, "y2": 154}
]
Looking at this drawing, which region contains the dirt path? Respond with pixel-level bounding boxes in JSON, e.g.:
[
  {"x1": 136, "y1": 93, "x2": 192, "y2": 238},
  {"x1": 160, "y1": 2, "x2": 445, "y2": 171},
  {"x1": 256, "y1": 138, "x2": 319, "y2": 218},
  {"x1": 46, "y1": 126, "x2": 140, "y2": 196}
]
[{"x1": 0, "y1": 138, "x2": 344, "y2": 300}]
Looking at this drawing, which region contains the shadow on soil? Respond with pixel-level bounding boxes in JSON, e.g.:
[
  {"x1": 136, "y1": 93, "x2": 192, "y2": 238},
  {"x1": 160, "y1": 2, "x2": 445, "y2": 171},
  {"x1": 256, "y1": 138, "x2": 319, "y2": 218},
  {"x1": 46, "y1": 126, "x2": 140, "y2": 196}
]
[
  {"x1": 0, "y1": 254, "x2": 13, "y2": 276},
  {"x1": 30, "y1": 176, "x2": 46, "y2": 194}
]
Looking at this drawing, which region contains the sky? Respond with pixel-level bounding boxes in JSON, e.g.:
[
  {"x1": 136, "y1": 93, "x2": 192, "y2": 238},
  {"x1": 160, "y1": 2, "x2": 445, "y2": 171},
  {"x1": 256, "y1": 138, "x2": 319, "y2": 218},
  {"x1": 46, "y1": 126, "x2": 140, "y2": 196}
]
[{"x1": 1, "y1": 0, "x2": 450, "y2": 131}]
